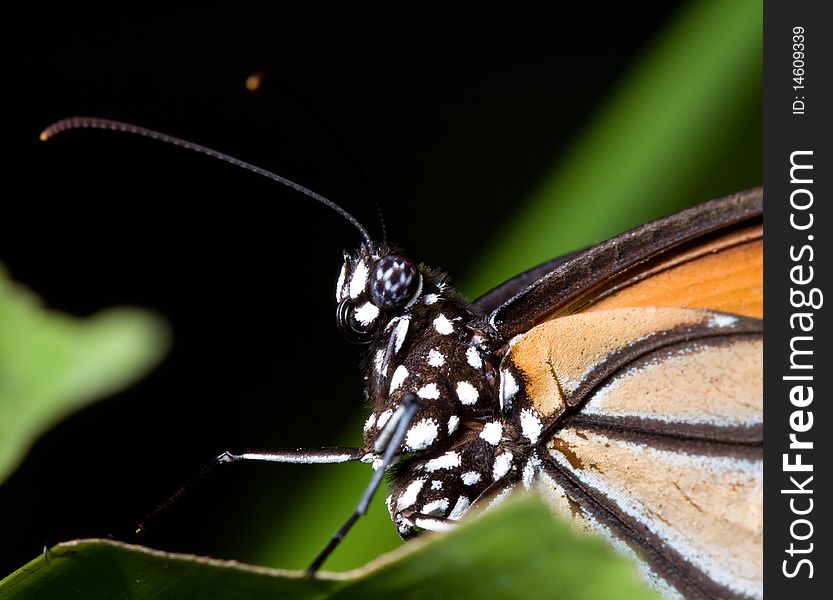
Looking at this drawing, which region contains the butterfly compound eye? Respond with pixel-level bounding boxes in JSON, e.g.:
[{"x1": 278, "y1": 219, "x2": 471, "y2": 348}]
[{"x1": 369, "y1": 255, "x2": 421, "y2": 310}]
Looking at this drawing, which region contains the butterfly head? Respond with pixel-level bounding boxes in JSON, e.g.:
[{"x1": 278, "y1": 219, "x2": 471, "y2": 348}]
[{"x1": 335, "y1": 248, "x2": 425, "y2": 344}]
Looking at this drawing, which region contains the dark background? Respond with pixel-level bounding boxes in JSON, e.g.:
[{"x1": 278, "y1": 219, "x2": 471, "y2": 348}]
[{"x1": 1, "y1": 2, "x2": 740, "y2": 577}]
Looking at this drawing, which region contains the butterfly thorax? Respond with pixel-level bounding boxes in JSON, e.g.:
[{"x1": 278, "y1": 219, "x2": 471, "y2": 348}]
[{"x1": 364, "y1": 294, "x2": 502, "y2": 442}]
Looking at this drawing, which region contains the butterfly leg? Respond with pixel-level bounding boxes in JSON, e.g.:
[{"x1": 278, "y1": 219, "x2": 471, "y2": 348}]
[
  {"x1": 218, "y1": 447, "x2": 366, "y2": 465},
  {"x1": 307, "y1": 393, "x2": 420, "y2": 574},
  {"x1": 135, "y1": 447, "x2": 367, "y2": 536}
]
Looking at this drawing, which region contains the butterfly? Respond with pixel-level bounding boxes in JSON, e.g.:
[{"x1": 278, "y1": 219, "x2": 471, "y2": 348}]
[{"x1": 42, "y1": 117, "x2": 763, "y2": 600}]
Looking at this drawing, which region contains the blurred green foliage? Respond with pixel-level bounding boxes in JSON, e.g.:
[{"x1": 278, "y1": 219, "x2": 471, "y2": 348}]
[{"x1": 0, "y1": 264, "x2": 169, "y2": 484}]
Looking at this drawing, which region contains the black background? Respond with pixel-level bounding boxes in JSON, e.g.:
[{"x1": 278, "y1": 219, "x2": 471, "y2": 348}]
[{"x1": 1, "y1": 3, "x2": 708, "y2": 577}]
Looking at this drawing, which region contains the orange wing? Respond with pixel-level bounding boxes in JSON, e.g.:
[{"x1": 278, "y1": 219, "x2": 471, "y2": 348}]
[
  {"x1": 491, "y1": 189, "x2": 763, "y2": 599},
  {"x1": 575, "y1": 223, "x2": 762, "y2": 318}
]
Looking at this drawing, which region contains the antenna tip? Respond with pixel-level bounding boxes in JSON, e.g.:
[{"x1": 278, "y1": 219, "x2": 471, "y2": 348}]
[{"x1": 39, "y1": 130, "x2": 51, "y2": 142}]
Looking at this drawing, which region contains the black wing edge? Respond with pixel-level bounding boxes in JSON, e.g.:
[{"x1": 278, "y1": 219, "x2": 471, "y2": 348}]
[
  {"x1": 485, "y1": 187, "x2": 763, "y2": 337},
  {"x1": 472, "y1": 249, "x2": 583, "y2": 314}
]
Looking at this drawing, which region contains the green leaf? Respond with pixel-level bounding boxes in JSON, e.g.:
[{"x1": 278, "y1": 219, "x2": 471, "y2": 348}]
[
  {"x1": 0, "y1": 496, "x2": 660, "y2": 600},
  {"x1": 0, "y1": 263, "x2": 169, "y2": 484}
]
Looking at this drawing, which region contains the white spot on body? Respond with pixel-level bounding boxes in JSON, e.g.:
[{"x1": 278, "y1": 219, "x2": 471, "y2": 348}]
[
  {"x1": 427, "y1": 348, "x2": 446, "y2": 367},
  {"x1": 406, "y1": 418, "x2": 439, "y2": 451},
  {"x1": 480, "y1": 421, "x2": 503, "y2": 445},
  {"x1": 414, "y1": 517, "x2": 455, "y2": 532},
  {"x1": 397, "y1": 478, "x2": 426, "y2": 511},
  {"x1": 499, "y1": 369, "x2": 519, "y2": 410},
  {"x1": 456, "y1": 381, "x2": 479, "y2": 405},
  {"x1": 466, "y1": 346, "x2": 482, "y2": 369},
  {"x1": 520, "y1": 408, "x2": 543, "y2": 443},
  {"x1": 447, "y1": 415, "x2": 460, "y2": 434},
  {"x1": 373, "y1": 349, "x2": 386, "y2": 375},
  {"x1": 431, "y1": 480, "x2": 443, "y2": 490},
  {"x1": 392, "y1": 317, "x2": 410, "y2": 354},
  {"x1": 448, "y1": 496, "x2": 471, "y2": 520},
  {"x1": 522, "y1": 454, "x2": 541, "y2": 490},
  {"x1": 336, "y1": 263, "x2": 347, "y2": 301},
  {"x1": 488, "y1": 485, "x2": 514, "y2": 509},
  {"x1": 349, "y1": 260, "x2": 369, "y2": 299},
  {"x1": 389, "y1": 365, "x2": 409, "y2": 394},
  {"x1": 397, "y1": 519, "x2": 414, "y2": 535},
  {"x1": 376, "y1": 409, "x2": 393, "y2": 429},
  {"x1": 709, "y1": 314, "x2": 738, "y2": 328},
  {"x1": 364, "y1": 412, "x2": 377, "y2": 432},
  {"x1": 422, "y1": 498, "x2": 449, "y2": 516},
  {"x1": 424, "y1": 293, "x2": 439, "y2": 305},
  {"x1": 354, "y1": 301, "x2": 380, "y2": 326},
  {"x1": 461, "y1": 471, "x2": 482, "y2": 486},
  {"x1": 371, "y1": 457, "x2": 384, "y2": 471},
  {"x1": 492, "y1": 451, "x2": 514, "y2": 480},
  {"x1": 424, "y1": 451, "x2": 461, "y2": 472},
  {"x1": 433, "y1": 313, "x2": 454, "y2": 335},
  {"x1": 417, "y1": 383, "x2": 441, "y2": 400}
]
